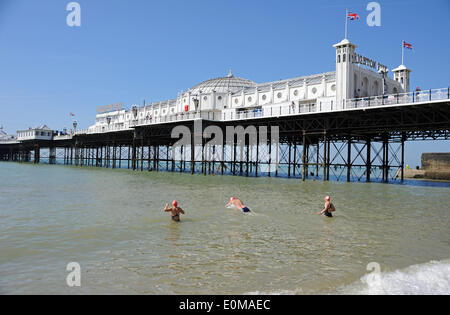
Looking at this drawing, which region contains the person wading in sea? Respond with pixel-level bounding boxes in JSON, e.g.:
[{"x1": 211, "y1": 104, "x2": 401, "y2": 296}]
[
  {"x1": 317, "y1": 196, "x2": 336, "y2": 218},
  {"x1": 225, "y1": 197, "x2": 251, "y2": 213},
  {"x1": 164, "y1": 200, "x2": 185, "y2": 222}
]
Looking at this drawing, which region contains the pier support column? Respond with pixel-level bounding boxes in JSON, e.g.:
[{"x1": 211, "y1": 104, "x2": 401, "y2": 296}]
[
  {"x1": 34, "y1": 145, "x2": 40, "y2": 164},
  {"x1": 382, "y1": 138, "x2": 388, "y2": 183},
  {"x1": 74, "y1": 141, "x2": 79, "y2": 166},
  {"x1": 112, "y1": 141, "x2": 116, "y2": 169},
  {"x1": 288, "y1": 141, "x2": 292, "y2": 178},
  {"x1": 49, "y1": 147, "x2": 56, "y2": 165},
  {"x1": 323, "y1": 131, "x2": 327, "y2": 181},
  {"x1": 366, "y1": 138, "x2": 372, "y2": 182},
  {"x1": 141, "y1": 139, "x2": 145, "y2": 172},
  {"x1": 147, "y1": 143, "x2": 152, "y2": 172},
  {"x1": 401, "y1": 133, "x2": 406, "y2": 182},
  {"x1": 127, "y1": 145, "x2": 131, "y2": 169},
  {"x1": 190, "y1": 130, "x2": 195, "y2": 174},
  {"x1": 268, "y1": 135, "x2": 272, "y2": 177},
  {"x1": 347, "y1": 135, "x2": 352, "y2": 182},
  {"x1": 255, "y1": 133, "x2": 259, "y2": 177},
  {"x1": 302, "y1": 132, "x2": 307, "y2": 181},
  {"x1": 293, "y1": 141, "x2": 297, "y2": 177},
  {"x1": 233, "y1": 139, "x2": 237, "y2": 176},
  {"x1": 327, "y1": 139, "x2": 331, "y2": 181},
  {"x1": 245, "y1": 140, "x2": 249, "y2": 177},
  {"x1": 384, "y1": 139, "x2": 389, "y2": 183},
  {"x1": 132, "y1": 132, "x2": 137, "y2": 171}
]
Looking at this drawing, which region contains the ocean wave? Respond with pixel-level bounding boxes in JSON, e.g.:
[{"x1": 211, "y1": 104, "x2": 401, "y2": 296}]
[
  {"x1": 339, "y1": 260, "x2": 450, "y2": 295},
  {"x1": 244, "y1": 260, "x2": 450, "y2": 295},
  {"x1": 245, "y1": 288, "x2": 303, "y2": 295}
]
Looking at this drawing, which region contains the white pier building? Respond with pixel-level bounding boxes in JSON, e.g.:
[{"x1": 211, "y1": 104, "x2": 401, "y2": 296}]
[{"x1": 84, "y1": 38, "x2": 409, "y2": 134}]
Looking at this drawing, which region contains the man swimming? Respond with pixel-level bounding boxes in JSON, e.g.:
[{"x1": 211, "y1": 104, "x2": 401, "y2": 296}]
[
  {"x1": 225, "y1": 197, "x2": 251, "y2": 213},
  {"x1": 317, "y1": 196, "x2": 336, "y2": 218},
  {"x1": 164, "y1": 200, "x2": 185, "y2": 222}
]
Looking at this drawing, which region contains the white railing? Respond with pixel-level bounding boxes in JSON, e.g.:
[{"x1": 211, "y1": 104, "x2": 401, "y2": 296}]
[
  {"x1": 131, "y1": 111, "x2": 204, "y2": 127},
  {"x1": 0, "y1": 139, "x2": 19, "y2": 144},
  {"x1": 345, "y1": 87, "x2": 450, "y2": 109},
  {"x1": 73, "y1": 87, "x2": 449, "y2": 135},
  {"x1": 53, "y1": 135, "x2": 72, "y2": 141},
  {"x1": 75, "y1": 124, "x2": 131, "y2": 135}
]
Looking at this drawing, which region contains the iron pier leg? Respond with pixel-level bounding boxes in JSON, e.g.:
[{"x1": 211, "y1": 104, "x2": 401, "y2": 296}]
[
  {"x1": 323, "y1": 131, "x2": 327, "y2": 181},
  {"x1": 401, "y1": 133, "x2": 405, "y2": 182},
  {"x1": 347, "y1": 135, "x2": 352, "y2": 182},
  {"x1": 366, "y1": 138, "x2": 371, "y2": 182},
  {"x1": 302, "y1": 132, "x2": 307, "y2": 181}
]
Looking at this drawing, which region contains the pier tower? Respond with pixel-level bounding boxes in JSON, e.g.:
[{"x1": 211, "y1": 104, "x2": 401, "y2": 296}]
[{"x1": 334, "y1": 39, "x2": 357, "y2": 109}]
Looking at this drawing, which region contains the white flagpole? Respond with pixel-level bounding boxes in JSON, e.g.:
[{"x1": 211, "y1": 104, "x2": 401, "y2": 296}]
[
  {"x1": 345, "y1": 9, "x2": 348, "y2": 39},
  {"x1": 402, "y1": 40, "x2": 404, "y2": 65}
]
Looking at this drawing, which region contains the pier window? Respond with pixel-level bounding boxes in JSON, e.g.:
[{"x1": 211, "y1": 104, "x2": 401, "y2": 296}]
[{"x1": 337, "y1": 55, "x2": 341, "y2": 63}]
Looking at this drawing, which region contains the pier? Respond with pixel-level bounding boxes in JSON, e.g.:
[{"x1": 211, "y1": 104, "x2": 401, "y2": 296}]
[{"x1": 1, "y1": 88, "x2": 449, "y2": 183}]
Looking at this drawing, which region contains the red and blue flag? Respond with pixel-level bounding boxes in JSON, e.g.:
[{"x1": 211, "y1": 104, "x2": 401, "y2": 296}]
[{"x1": 347, "y1": 12, "x2": 360, "y2": 21}]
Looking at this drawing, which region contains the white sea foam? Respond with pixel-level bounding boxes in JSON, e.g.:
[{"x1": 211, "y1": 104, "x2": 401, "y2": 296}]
[
  {"x1": 245, "y1": 288, "x2": 304, "y2": 295},
  {"x1": 245, "y1": 260, "x2": 450, "y2": 295},
  {"x1": 340, "y1": 260, "x2": 450, "y2": 295}
]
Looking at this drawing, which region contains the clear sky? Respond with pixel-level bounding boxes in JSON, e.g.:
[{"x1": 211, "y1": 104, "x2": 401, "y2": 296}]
[{"x1": 0, "y1": 0, "x2": 449, "y2": 167}]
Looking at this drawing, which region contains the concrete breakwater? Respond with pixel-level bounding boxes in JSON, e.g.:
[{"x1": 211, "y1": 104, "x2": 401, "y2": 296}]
[
  {"x1": 403, "y1": 153, "x2": 450, "y2": 180},
  {"x1": 422, "y1": 153, "x2": 450, "y2": 180}
]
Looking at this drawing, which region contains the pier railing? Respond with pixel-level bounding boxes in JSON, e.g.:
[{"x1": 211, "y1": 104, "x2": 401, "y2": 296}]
[
  {"x1": 0, "y1": 139, "x2": 19, "y2": 144},
  {"x1": 73, "y1": 87, "x2": 450, "y2": 135},
  {"x1": 345, "y1": 87, "x2": 450, "y2": 109}
]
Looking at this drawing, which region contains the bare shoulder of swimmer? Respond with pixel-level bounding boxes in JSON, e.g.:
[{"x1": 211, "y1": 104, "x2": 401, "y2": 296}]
[{"x1": 177, "y1": 207, "x2": 185, "y2": 214}]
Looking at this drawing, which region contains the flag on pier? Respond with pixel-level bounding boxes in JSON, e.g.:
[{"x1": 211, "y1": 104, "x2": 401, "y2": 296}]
[
  {"x1": 401, "y1": 41, "x2": 414, "y2": 65},
  {"x1": 347, "y1": 12, "x2": 360, "y2": 21},
  {"x1": 403, "y1": 41, "x2": 413, "y2": 50},
  {"x1": 345, "y1": 9, "x2": 359, "y2": 39}
]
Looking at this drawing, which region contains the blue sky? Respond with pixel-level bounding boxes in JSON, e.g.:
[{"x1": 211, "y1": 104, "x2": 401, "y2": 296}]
[{"x1": 0, "y1": 0, "x2": 449, "y2": 166}]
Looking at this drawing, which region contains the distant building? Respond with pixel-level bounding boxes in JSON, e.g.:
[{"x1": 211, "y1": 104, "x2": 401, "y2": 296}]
[
  {"x1": 87, "y1": 38, "x2": 408, "y2": 133},
  {"x1": 17, "y1": 125, "x2": 54, "y2": 141},
  {"x1": 0, "y1": 126, "x2": 16, "y2": 143}
]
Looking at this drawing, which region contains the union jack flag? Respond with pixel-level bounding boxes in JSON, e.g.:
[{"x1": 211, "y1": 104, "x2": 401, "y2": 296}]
[
  {"x1": 403, "y1": 41, "x2": 413, "y2": 49},
  {"x1": 347, "y1": 12, "x2": 360, "y2": 20}
]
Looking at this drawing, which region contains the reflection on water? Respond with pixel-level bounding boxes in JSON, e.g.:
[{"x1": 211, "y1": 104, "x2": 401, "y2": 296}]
[{"x1": 0, "y1": 162, "x2": 448, "y2": 294}]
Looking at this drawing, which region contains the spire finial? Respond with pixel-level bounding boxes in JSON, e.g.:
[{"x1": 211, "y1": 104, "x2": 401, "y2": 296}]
[{"x1": 227, "y1": 69, "x2": 233, "y2": 78}]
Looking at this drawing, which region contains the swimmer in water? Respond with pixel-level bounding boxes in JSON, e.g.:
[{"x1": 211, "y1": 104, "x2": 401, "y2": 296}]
[
  {"x1": 164, "y1": 200, "x2": 185, "y2": 222},
  {"x1": 317, "y1": 196, "x2": 336, "y2": 217},
  {"x1": 225, "y1": 197, "x2": 251, "y2": 213}
]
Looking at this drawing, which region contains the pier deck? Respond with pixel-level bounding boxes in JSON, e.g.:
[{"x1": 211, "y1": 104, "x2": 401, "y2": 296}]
[{"x1": 1, "y1": 88, "x2": 449, "y2": 183}]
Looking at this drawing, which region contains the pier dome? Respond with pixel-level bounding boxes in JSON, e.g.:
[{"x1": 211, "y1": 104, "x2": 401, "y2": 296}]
[{"x1": 188, "y1": 70, "x2": 256, "y2": 94}]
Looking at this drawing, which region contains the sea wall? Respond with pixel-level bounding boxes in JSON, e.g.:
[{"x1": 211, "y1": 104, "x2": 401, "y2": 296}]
[{"x1": 422, "y1": 153, "x2": 450, "y2": 180}]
